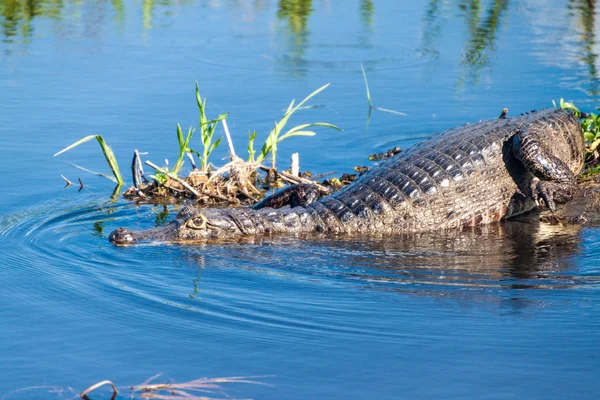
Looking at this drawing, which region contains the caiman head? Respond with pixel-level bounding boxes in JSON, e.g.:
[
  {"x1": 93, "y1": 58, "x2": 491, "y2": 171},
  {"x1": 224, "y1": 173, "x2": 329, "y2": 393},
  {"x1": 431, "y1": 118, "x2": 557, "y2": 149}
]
[{"x1": 109, "y1": 205, "x2": 241, "y2": 245}]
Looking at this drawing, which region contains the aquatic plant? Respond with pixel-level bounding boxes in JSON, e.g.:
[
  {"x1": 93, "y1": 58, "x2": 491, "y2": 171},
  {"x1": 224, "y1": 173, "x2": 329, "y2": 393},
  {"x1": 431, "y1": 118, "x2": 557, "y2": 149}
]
[
  {"x1": 172, "y1": 84, "x2": 228, "y2": 174},
  {"x1": 553, "y1": 98, "x2": 600, "y2": 147},
  {"x1": 194, "y1": 82, "x2": 229, "y2": 172},
  {"x1": 359, "y1": 64, "x2": 407, "y2": 117},
  {"x1": 173, "y1": 123, "x2": 194, "y2": 174},
  {"x1": 253, "y1": 83, "x2": 342, "y2": 168},
  {"x1": 553, "y1": 98, "x2": 600, "y2": 174},
  {"x1": 54, "y1": 134, "x2": 124, "y2": 186}
]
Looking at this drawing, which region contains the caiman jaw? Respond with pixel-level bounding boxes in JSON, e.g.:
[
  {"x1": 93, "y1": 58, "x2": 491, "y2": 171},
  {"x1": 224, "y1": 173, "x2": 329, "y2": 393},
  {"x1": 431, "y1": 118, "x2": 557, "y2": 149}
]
[{"x1": 109, "y1": 228, "x2": 137, "y2": 245}]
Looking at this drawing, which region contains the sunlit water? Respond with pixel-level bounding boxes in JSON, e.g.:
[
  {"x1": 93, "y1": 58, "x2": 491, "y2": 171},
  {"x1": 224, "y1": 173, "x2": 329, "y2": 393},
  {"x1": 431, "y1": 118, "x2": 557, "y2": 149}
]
[{"x1": 1, "y1": 1, "x2": 600, "y2": 399}]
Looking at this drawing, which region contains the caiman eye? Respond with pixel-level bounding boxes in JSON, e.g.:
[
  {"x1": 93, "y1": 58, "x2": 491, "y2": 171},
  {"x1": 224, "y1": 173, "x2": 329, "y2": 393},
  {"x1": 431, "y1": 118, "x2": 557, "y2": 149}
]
[{"x1": 185, "y1": 213, "x2": 209, "y2": 230}]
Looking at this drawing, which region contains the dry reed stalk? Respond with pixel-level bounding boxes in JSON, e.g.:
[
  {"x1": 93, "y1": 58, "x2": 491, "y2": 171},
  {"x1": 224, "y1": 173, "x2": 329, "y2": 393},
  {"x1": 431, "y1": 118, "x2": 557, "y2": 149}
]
[{"x1": 80, "y1": 380, "x2": 118, "y2": 399}]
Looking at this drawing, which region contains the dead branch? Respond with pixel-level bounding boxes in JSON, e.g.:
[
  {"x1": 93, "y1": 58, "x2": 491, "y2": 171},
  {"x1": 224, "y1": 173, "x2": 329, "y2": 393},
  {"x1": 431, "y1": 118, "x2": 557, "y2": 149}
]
[
  {"x1": 259, "y1": 165, "x2": 331, "y2": 194},
  {"x1": 61, "y1": 175, "x2": 73, "y2": 188},
  {"x1": 80, "y1": 380, "x2": 118, "y2": 400}
]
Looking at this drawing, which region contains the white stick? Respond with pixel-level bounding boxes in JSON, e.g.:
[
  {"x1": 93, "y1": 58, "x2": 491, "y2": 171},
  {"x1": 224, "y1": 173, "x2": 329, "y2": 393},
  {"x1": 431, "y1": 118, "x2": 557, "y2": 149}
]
[
  {"x1": 222, "y1": 120, "x2": 236, "y2": 158},
  {"x1": 291, "y1": 153, "x2": 300, "y2": 177}
]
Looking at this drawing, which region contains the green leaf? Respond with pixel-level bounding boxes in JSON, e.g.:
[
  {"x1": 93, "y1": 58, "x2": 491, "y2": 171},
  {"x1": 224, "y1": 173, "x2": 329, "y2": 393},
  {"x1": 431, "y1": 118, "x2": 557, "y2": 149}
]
[
  {"x1": 54, "y1": 134, "x2": 123, "y2": 185},
  {"x1": 286, "y1": 99, "x2": 295, "y2": 114},
  {"x1": 361, "y1": 63, "x2": 372, "y2": 108},
  {"x1": 584, "y1": 131, "x2": 595, "y2": 141},
  {"x1": 207, "y1": 137, "x2": 222, "y2": 155},
  {"x1": 248, "y1": 130, "x2": 257, "y2": 162},
  {"x1": 177, "y1": 123, "x2": 184, "y2": 148},
  {"x1": 54, "y1": 135, "x2": 99, "y2": 156},
  {"x1": 277, "y1": 131, "x2": 317, "y2": 142}
]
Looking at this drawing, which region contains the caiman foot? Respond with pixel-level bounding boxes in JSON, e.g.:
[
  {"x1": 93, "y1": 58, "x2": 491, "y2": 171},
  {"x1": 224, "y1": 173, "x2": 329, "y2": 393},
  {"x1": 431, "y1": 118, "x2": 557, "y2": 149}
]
[
  {"x1": 531, "y1": 179, "x2": 576, "y2": 212},
  {"x1": 253, "y1": 184, "x2": 320, "y2": 210}
]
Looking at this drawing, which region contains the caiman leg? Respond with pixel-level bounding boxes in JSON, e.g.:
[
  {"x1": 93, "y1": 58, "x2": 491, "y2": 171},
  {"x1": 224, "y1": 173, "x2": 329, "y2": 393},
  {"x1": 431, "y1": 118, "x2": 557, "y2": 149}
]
[
  {"x1": 512, "y1": 126, "x2": 578, "y2": 211},
  {"x1": 253, "y1": 184, "x2": 320, "y2": 210}
]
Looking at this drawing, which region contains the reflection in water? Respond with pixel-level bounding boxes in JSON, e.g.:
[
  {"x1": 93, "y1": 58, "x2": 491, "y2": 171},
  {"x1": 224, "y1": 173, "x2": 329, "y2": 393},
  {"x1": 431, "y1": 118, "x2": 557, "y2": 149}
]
[
  {"x1": 177, "y1": 218, "x2": 591, "y2": 313},
  {"x1": 418, "y1": 0, "x2": 510, "y2": 87},
  {"x1": 276, "y1": 0, "x2": 313, "y2": 63},
  {"x1": 1, "y1": 0, "x2": 53, "y2": 43},
  {"x1": 0, "y1": 0, "x2": 189, "y2": 45},
  {"x1": 360, "y1": 0, "x2": 374, "y2": 27},
  {"x1": 277, "y1": 0, "x2": 312, "y2": 36},
  {"x1": 569, "y1": 0, "x2": 599, "y2": 95},
  {"x1": 420, "y1": 0, "x2": 600, "y2": 93},
  {"x1": 459, "y1": 0, "x2": 509, "y2": 79},
  {"x1": 308, "y1": 220, "x2": 582, "y2": 289}
]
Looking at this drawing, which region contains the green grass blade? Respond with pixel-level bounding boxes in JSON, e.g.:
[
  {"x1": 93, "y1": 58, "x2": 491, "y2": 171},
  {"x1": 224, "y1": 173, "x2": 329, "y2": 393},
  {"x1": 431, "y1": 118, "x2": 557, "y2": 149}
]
[
  {"x1": 248, "y1": 130, "x2": 257, "y2": 162},
  {"x1": 199, "y1": 113, "x2": 229, "y2": 127},
  {"x1": 293, "y1": 83, "x2": 330, "y2": 112},
  {"x1": 53, "y1": 135, "x2": 98, "y2": 156},
  {"x1": 277, "y1": 131, "x2": 317, "y2": 142},
  {"x1": 274, "y1": 83, "x2": 331, "y2": 138},
  {"x1": 177, "y1": 123, "x2": 184, "y2": 148},
  {"x1": 361, "y1": 64, "x2": 372, "y2": 108},
  {"x1": 95, "y1": 135, "x2": 124, "y2": 185},
  {"x1": 286, "y1": 99, "x2": 296, "y2": 114},
  {"x1": 54, "y1": 134, "x2": 123, "y2": 185},
  {"x1": 208, "y1": 137, "x2": 223, "y2": 155},
  {"x1": 278, "y1": 123, "x2": 341, "y2": 142},
  {"x1": 376, "y1": 107, "x2": 408, "y2": 116}
]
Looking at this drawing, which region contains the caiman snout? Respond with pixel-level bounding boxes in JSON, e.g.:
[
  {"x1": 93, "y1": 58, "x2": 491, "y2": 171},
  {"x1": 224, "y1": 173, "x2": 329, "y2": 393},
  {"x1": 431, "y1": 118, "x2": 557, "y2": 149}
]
[{"x1": 109, "y1": 228, "x2": 137, "y2": 245}]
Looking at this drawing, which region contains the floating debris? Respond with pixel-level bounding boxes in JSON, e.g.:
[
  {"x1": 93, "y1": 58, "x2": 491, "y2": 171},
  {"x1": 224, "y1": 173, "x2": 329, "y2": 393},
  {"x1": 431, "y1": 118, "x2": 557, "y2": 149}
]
[{"x1": 368, "y1": 146, "x2": 402, "y2": 161}]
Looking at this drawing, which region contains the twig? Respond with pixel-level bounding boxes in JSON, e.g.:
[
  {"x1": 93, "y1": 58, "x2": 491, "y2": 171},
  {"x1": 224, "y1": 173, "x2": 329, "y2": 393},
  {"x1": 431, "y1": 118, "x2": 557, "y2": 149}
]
[
  {"x1": 145, "y1": 161, "x2": 201, "y2": 198},
  {"x1": 259, "y1": 165, "x2": 331, "y2": 193},
  {"x1": 80, "y1": 380, "x2": 118, "y2": 400},
  {"x1": 78, "y1": 177, "x2": 85, "y2": 189},
  {"x1": 61, "y1": 175, "x2": 73, "y2": 188},
  {"x1": 222, "y1": 120, "x2": 236, "y2": 158}
]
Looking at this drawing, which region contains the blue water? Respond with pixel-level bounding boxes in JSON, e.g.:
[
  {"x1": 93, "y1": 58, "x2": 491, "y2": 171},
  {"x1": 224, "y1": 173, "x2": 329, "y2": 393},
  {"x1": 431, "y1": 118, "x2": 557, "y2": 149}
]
[{"x1": 1, "y1": 1, "x2": 599, "y2": 398}]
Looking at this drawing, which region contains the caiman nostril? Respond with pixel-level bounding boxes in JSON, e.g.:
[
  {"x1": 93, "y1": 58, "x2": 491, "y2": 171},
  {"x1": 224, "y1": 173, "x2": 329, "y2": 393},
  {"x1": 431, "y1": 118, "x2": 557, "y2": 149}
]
[{"x1": 109, "y1": 228, "x2": 136, "y2": 245}]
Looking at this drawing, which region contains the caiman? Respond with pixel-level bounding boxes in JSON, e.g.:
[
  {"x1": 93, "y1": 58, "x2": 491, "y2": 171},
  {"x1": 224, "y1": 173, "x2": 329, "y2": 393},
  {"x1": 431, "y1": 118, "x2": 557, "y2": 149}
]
[{"x1": 109, "y1": 108, "x2": 585, "y2": 245}]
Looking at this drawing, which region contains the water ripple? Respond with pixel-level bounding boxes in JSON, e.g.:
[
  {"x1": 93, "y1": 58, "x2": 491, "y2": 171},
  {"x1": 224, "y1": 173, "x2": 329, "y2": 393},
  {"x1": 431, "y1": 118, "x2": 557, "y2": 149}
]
[{"x1": 2, "y1": 196, "x2": 599, "y2": 344}]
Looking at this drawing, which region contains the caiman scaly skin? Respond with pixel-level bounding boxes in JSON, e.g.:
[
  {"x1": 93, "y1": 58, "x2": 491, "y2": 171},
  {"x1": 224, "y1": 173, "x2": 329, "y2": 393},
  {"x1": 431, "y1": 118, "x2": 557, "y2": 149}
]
[{"x1": 109, "y1": 109, "x2": 585, "y2": 245}]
